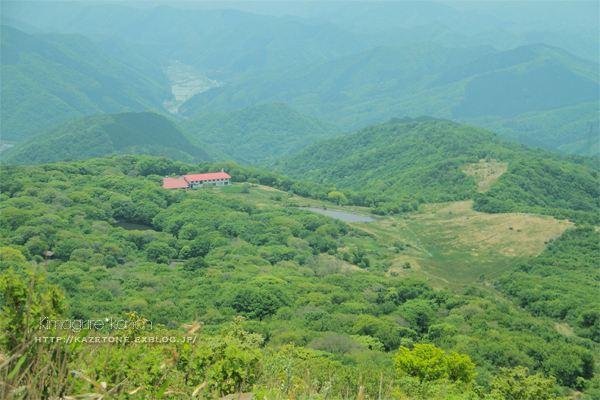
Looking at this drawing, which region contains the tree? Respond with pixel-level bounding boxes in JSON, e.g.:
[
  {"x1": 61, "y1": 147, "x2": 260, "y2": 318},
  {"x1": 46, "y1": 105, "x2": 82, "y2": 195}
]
[
  {"x1": 328, "y1": 191, "x2": 348, "y2": 205},
  {"x1": 399, "y1": 299, "x2": 437, "y2": 334},
  {"x1": 0, "y1": 247, "x2": 27, "y2": 263},
  {"x1": 55, "y1": 238, "x2": 88, "y2": 261},
  {"x1": 351, "y1": 315, "x2": 417, "y2": 351},
  {"x1": 134, "y1": 200, "x2": 161, "y2": 225},
  {"x1": 489, "y1": 366, "x2": 556, "y2": 400},
  {"x1": 183, "y1": 257, "x2": 208, "y2": 271},
  {"x1": 101, "y1": 255, "x2": 118, "y2": 268},
  {"x1": 145, "y1": 242, "x2": 173, "y2": 262},
  {"x1": 427, "y1": 323, "x2": 459, "y2": 341},
  {"x1": 393, "y1": 343, "x2": 476, "y2": 383},
  {"x1": 229, "y1": 287, "x2": 282, "y2": 320},
  {"x1": 179, "y1": 245, "x2": 192, "y2": 260},
  {"x1": 1, "y1": 268, "x2": 66, "y2": 351}
]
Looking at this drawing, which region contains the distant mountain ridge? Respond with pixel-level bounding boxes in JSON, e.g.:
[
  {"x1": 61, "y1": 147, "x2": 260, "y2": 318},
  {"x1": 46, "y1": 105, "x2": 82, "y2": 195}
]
[
  {"x1": 2, "y1": 112, "x2": 214, "y2": 165},
  {"x1": 2, "y1": 3, "x2": 598, "y2": 157},
  {"x1": 0, "y1": 26, "x2": 172, "y2": 141},
  {"x1": 180, "y1": 103, "x2": 343, "y2": 164},
  {"x1": 180, "y1": 43, "x2": 598, "y2": 155}
]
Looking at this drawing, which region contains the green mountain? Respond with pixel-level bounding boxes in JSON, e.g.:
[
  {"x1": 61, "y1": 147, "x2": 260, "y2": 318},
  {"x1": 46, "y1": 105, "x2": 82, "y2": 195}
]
[
  {"x1": 4, "y1": 4, "x2": 597, "y2": 155},
  {"x1": 162, "y1": 9, "x2": 366, "y2": 78},
  {"x1": 2, "y1": 4, "x2": 367, "y2": 79},
  {"x1": 178, "y1": 42, "x2": 492, "y2": 122},
  {"x1": 465, "y1": 101, "x2": 600, "y2": 157},
  {"x1": 180, "y1": 43, "x2": 599, "y2": 154},
  {"x1": 180, "y1": 103, "x2": 343, "y2": 164},
  {"x1": 267, "y1": 120, "x2": 599, "y2": 223},
  {"x1": 1, "y1": 112, "x2": 214, "y2": 165},
  {"x1": 6, "y1": 2, "x2": 597, "y2": 64},
  {"x1": 95, "y1": 37, "x2": 171, "y2": 84},
  {"x1": 0, "y1": 26, "x2": 172, "y2": 141},
  {"x1": 372, "y1": 22, "x2": 599, "y2": 63}
]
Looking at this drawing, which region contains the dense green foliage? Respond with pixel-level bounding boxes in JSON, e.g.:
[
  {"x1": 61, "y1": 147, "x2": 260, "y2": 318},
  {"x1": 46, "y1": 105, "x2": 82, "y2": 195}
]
[
  {"x1": 180, "y1": 103, "x2": 343, "y2": 164},
  {"x1": 2, "y1": 112, "x2": 215, "y2": 165},
  {"x1": 488, "y1": 366, "x2": 558, "y2": 400},
  {"x1": 394, "y1": 343, "x2": 477, "y2": 383},
  {"x1": 267, "y1": 120, "x2": 599, "y2": 223},
  {"x1": 0, "y1": 26, "x2": 171, "y2": 141},
  {"x1": 2, "y1": 275, "x2": 558, "y2": 400},
  {"x1": 0, "y1": 156, "x2": 598, "y2": 398},
  {"x1": 497, "y1": 227, "x2": 600, "y2": 342}
]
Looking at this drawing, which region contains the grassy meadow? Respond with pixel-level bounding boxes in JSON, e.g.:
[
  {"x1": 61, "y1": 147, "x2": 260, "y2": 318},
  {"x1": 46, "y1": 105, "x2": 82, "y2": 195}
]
[{"x1": 215, "y1": 183, "x2": 573, "y2": 291}]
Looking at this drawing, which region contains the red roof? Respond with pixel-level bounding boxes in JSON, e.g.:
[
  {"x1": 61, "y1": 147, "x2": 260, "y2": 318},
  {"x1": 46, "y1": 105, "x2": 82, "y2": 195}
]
[
  {"x1": 183, "y1": 172, "x2": 231, "y2": 182},
  {"x1": 162, "y1": 177, "x2": 189, "y2": 189}
]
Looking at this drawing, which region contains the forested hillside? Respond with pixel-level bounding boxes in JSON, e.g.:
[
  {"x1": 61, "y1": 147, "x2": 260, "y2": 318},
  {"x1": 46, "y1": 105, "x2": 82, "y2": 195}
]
[
  {"x1": 1, "y1": 112, "x2": 215, "y2": 165},
  {"x1": 267, "y1": 120, "x2": 599, "y2": 223},
  {"x1": 4, "y1": 2, "x2": 597, "y2": 155},
  {"x1": 497, "y1": 226, "x2": 599, "y2": 342},
  {"x1": 180, "y1": 103, "x2": 343, "y2": 164},
  {"x1": 473, "y1": 158, "x2": 600, "y2": 223},
  {"x1": 1, "y1": 155, "x2": 598, "y2": 398},
  {"x1": 179, "y1": 43, "x2": 599, "y2": 154},
  {"x1": 0, "y1": 26, "x2": 171, "y2": 141},
  {"x1": 369, "y1": 21, "x2": 599, "y2": 63},
  {"x1": 178, "y1": 42, "x2": 493, "y2": 123}
]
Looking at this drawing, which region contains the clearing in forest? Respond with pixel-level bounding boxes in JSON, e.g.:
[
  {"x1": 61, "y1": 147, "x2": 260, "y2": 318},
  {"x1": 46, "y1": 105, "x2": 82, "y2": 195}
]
[
  {"x1": 216, "y1": 184, "x2": 573, "y2": 289},
  {"x1": 362, "y1": 201, "x2": 573, "y2": 287},
  {"x1": 462, "y1": 160, "x2": 508, "y2": 192}
]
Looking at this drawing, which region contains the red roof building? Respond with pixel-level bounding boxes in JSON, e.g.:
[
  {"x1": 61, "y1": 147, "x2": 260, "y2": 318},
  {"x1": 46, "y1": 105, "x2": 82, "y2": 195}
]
[
  {"x1": 183, "y1": 172, "x2": 231, "y2": 182},
  {"x1": 162, "y1": 170, "x2": 231, "y2": 190},
  {"x1": 162, "y1": 177, "x2": 189, "y2": 189}
]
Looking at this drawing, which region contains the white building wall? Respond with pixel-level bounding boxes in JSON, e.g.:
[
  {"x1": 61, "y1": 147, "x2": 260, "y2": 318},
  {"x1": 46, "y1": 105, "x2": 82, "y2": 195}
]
[{"x1": 189, "y1": 179, "x2": 230, "y2": 189}]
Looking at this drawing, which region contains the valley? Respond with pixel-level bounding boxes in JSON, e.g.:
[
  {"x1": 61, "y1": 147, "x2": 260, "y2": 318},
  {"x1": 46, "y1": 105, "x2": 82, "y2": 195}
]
[{"x1": 162, "y1": 61, "x2": 222, "y2": 114}]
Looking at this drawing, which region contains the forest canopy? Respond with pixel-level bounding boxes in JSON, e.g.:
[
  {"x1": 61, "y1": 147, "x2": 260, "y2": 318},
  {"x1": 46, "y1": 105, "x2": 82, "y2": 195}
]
[{"x1": 0, "y1": 155, "x2": 598, "y2": 398}]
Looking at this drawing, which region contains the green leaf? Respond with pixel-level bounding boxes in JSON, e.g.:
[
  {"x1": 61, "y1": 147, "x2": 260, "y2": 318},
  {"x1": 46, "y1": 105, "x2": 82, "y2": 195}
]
[
  {"x1": 156, "y1": 378, "x2": 171, "y2": 399},
  {"x1": 7, "y1": 354, "x2": 27, "y2": 380}
]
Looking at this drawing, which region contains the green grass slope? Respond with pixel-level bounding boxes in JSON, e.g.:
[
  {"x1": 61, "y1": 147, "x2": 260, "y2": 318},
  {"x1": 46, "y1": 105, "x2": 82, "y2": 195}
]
[
  {"x1": 1, "y1": 112, "x2": 214, "y2": 165},
  {"x1": 180, "y1": 103, "x2": 343, "y2": 164},
  {"x1": 0, "y1": 26, "x2": 171, "y2": 141}
]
